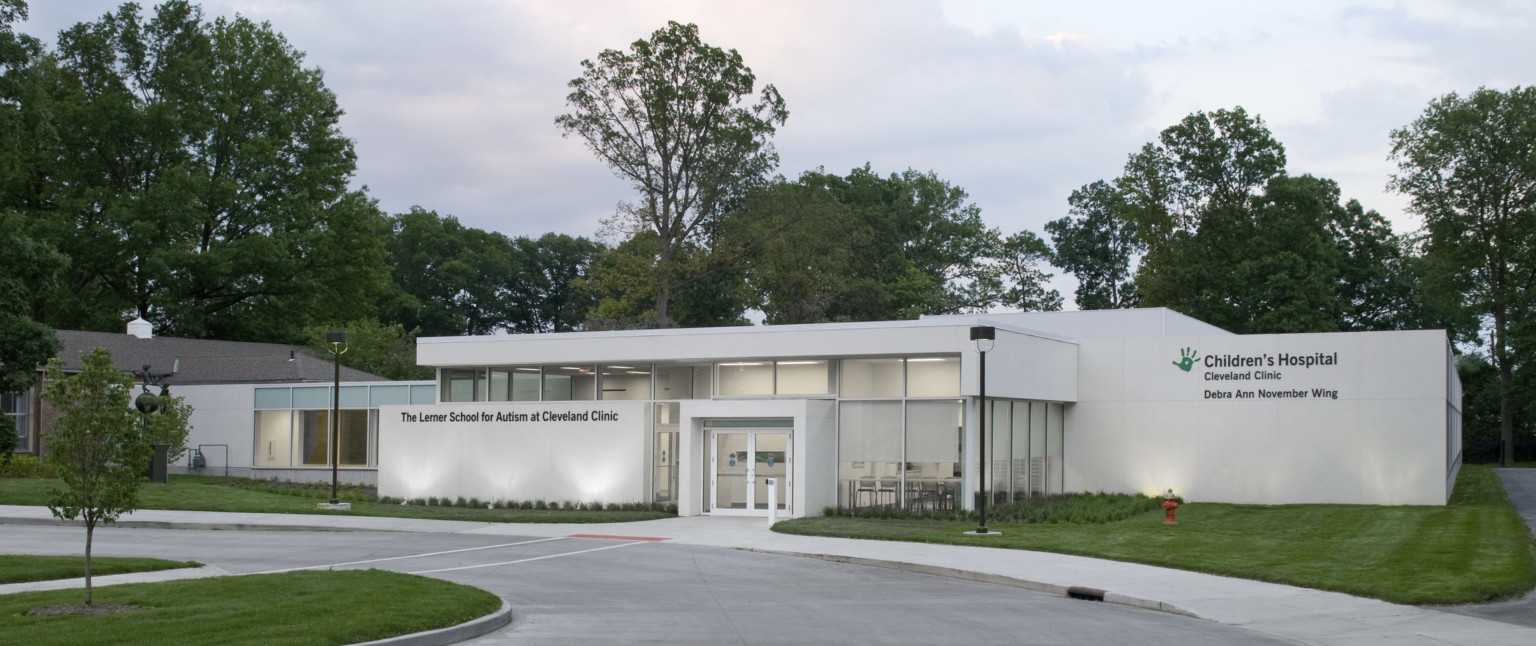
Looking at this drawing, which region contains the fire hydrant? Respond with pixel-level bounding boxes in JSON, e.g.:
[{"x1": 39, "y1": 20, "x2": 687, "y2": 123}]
[{"x1": 1162, "y1": 489, "x2": 1179, "y2": 525}]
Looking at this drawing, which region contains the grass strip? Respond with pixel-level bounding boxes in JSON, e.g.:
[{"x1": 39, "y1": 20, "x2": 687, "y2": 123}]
[
  {"x1": 0, "y1": 475, "x2": 672, "y2": 523},
  {"x1": 0, "y1": 556, "x2": 200, "y2": 585},
  {"x1": 0, "y1": 569, "x2": 500, "y2": 646},
  {"x1": 774, "y1": 464, "x2": 1536, "y2": 605}
]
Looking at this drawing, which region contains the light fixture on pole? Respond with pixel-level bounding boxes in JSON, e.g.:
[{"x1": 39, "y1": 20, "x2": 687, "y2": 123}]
[
  {"x1": 325, "y1": 331, "x2": 348, "y2": 508},
  {"x1": 969, "y1": 325, "x2": 996, "y2": 536}
]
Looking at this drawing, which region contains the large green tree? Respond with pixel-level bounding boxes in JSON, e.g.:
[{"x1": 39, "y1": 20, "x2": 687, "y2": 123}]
[
  {"x1": 380, "y1": 208, "x2": 516, "y2": 337},
  {"x1": 33, "y1": 0, "x2": 387, "y2": 341},
  {"x1": 1097, "y1": 107, "x2": 1420, "y2": 334},
  {"x1": 383, "y1": 210, "x2": 606, "y2": 335},
  {"x1": 505, "y1": 233, "x2": 604, "y2": 333},
  {"x1": 0, "y1": 215, "x2": 61, "y2": 402},
  {"x1": 42, "y1": 347, "x2": 149, "y2": 605},
  {"x1": 1045, "y1": 180, "x2": 1142, "y2": 309},
  {"x1": 556, "y1": 21, "x2": 787, "y2": 324},
  {"x1": 1391, "y1": 86, "x2": 1536, "y2": 466},
  {"x1": 582, "y1": 230, "x2": 751, "y2": 329},
  {"x1": 733, "y1": 166, "x2": 1056, "y2": 324},
  {"x1": 302, "y1": 318, "x2": 431, "y2": 381},
  {"x1": 0, "y1": 215, "x2": 62, "y2": 462}
]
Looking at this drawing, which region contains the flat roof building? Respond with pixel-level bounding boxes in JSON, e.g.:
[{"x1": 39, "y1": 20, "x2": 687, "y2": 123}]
[{"x1": 378, "y1": 308, "x2": 1462, "y2": 517}]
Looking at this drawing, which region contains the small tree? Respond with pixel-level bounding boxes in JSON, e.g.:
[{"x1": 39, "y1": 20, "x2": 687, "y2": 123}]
[{"x1": 42, "y1": 347, "x2": 148, "y2": 605}]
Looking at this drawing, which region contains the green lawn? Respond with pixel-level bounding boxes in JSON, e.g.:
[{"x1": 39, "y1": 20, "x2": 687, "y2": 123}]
[
  {"x1": 0, "y1": 474, "x2": 673, "y2": 523},
  {"x1": 774, "y1": 464, "x2": 1536, "y2": 605},
  {"x1": 0, "y1": 570, "x2": 500, "y2": 646},
  {"x1": 0, "y1": 556, "x2": 200, "y2": 585}
]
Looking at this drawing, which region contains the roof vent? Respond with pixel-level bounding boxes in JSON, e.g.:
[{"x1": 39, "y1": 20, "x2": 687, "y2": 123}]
[{"x1": 126, "y1": 317, "x2": 154, "y2": 339}]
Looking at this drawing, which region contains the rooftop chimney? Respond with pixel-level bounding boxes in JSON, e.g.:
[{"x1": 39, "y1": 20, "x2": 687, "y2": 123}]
[{"x1": 126, "y1": 317, "x2": 154, "y2": 339}]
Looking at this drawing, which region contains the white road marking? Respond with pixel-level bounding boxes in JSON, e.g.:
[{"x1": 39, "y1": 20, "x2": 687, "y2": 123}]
[
  {"x1": 255, "y1": 537, "x2": 569, "y2": 574},
  {"x1": 408, "y1": 540, "x2": 654, "y2": 574}
]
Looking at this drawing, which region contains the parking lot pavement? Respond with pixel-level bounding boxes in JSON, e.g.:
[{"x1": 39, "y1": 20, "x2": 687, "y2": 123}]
[
  {"x1": 6, "y1": 505, "x2": 1536, "y2": 645},
  {"x1": 1, "y1": 524, "x2": 1294, "y2": 646}
]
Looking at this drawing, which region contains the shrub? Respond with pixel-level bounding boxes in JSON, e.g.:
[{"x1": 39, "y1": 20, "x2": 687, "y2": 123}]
[
  {"x1": 822, "y1": 492, "x2": 1161, "y2": 524},
  {"x1": 1, "y1": 455, "x2": 57, "y2": 478}
]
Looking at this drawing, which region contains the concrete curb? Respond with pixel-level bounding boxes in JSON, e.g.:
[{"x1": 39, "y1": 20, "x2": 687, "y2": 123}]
[
  {"x1": 352, "y1": 599, "x2": 513, "y2": 646},
  {"x1": 739, "y1": 548, "x2": 1201, "y2": 619},
  {"x1": 0, "y1": 516, "x2": 390, "y2": 533},
  {"x1": 0, "y1": 565, "x2": 229, "y2": 595}
]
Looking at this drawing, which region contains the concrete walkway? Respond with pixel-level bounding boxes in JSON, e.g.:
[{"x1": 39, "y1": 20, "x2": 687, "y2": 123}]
[{"x1": 3, "y1": 504, "x2": 1534, "y2": 646}]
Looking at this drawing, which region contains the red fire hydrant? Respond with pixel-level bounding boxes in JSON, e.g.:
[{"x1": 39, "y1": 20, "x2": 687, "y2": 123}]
[{"x1": 1162, "y1": 489, "x2": 1179, "y2": 525}]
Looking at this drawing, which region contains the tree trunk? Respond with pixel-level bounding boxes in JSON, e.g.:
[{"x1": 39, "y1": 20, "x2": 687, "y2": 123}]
[
  {"x1": 654, "y1": 242, "x2": 675, "y2": 323},
  {"x1": 1495, "y1": 313, "x2": 1514, "y2": 467},
  {"x1": 655, "y1": 279, "x2": 671, "y2": 323},
  {"x1": 84, "y1": 519, "x2": 95, "y2": 605},
  {"x1": 1500, "y1": 359, "x2": 1515, "y2": 468}
]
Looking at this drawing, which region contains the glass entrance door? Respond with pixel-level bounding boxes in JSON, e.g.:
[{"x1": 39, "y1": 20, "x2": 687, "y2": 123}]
[{"x1": 709, "y1": 429, "x2": 790, "y2": 516}]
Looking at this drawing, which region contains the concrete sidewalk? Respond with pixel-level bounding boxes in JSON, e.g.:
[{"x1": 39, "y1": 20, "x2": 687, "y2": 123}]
[{"x1": 3, "y1": 505, "x2": 1533, "y2": 646}]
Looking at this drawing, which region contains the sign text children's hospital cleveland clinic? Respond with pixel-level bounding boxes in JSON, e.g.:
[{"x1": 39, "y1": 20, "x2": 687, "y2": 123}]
[{"x1": 1172, "y1": 347, "x2": 1343, "y2": 400}]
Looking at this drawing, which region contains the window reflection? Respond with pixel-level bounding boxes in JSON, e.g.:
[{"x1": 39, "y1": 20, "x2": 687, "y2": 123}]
[
  {"x1": 601, "y1": 364, "x2": 652, "y2": 400},
  {"x1": 543, "y1": 365, "x2": 596, "y2": 401}
]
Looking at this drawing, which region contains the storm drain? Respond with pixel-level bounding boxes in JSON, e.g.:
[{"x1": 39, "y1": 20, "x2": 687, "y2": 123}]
[{"x1": 1066, "y1": 586, "x2": 1106, "y2": 602}]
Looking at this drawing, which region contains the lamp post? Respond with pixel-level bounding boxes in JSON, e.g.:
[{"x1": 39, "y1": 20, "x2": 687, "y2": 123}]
[
  {"x1": 136, "y1": 365, "x2": 173, "y2": 484},
  {"x1": 326, "y1": 331, "x2": 348, "y2": 506},
  {"x1": 970, "y1": 325, "x2": 995, "y2": 535}
]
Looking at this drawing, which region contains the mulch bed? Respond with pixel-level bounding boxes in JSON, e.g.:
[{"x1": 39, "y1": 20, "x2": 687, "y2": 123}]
[{"x1": 26, "y1": 603, "x2": 140, "y2": 617}]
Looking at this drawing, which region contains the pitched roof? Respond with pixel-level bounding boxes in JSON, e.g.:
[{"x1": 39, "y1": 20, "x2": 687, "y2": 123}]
[{"x1": 53, "y1": 330, "x2": 388, "y2": 385}]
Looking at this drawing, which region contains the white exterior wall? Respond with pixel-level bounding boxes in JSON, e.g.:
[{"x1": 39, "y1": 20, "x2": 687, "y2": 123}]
[
  {"x1": 379, "y1": 401, "x2": 650, "y2": 503},
  {"x1": 674, "y1": 399, "x2": 836, "y2": 518},
  {"x1": 1066, "y1": 330, "x2": 1457, "y2": 505},
  {"x1": 968, "y1": 329, "x2": 1077, "y2": 402},
  {"x1": 173, "y1": 380, "x2": 419, "y2": 485},
  {"x1": 172, "y1": 383, "x2": 258, "y2": 477}
]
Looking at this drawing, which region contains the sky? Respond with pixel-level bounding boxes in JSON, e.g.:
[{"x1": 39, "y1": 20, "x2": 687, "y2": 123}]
[{"x1": 20, "y1": 0, "x2": 1535, "y2": 298}]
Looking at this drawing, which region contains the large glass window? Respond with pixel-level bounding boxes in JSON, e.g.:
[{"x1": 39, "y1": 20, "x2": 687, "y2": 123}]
[
  {"x1": 440, "y1": 369, "x2": 484, "y2": 402},
  {"x1": 254, "y1": 410, "x2": 292, "y2": 467},
  {"x1": 905, "y1": 400, "x2": 962, "y2": 511},
  {"x1": 543, "y1": 365, "x2": 595, "y2": 401},
  {"x1": 1029, "y1": 402, "x2": 1048, "y2": 496},
  {"x1": 338, "y1": 409, "x2": 369, "y2": 467},
  {"x1": 369, "y1": 386, "x2": 410, "y2": 407},
  {"x1": 254, "y1": 388, "x2": 291, "y2": 409},
  {"x1": 486, "y1": 369, "x2": 540, "y2": 402},
  {"x1": 298, "y1": 410, "x2": 330, "y2": 466},
  {"x1": 906, "y1": 357, "x2": 960, "y2": 397},
  {"x1": 488, "y1": 369, "x2": 512, "y2": 402},
  {"x1": 838, "y1": 401, "x2": 902, "y2": 509},
  {"x1": 840, "y1": 359, "x2": 903, "y2": 398},
  {"x1": 290, "y1": 409, "x2": 372, "y2": 467},
  {"x1": 1011, "y1": 402, "x2": 1031, "y2": 499},
  {"x1": 1048, "y1": 403, "x2": 1064, "y2": 495},
  {"x1": 512, "y1": 368, "x2": 540, "y2": 401},
  {"x1": 655, "y1": 363, "x2": 712, "y2": 399},
  {"x1": 988, "y1": 400, "x2": 1011, "y2": 503},
  {"x1": 293, "y1": 387, "x2": 330, "y2": 409},
  {"x1": 776, "y1": 360, "x2": 832, "y2": 395},
  {"x1": 601, "y1": 364, "x2": 652, "y2": 400},
  {"x1": 3, "y1": 391, "x2": 29, "y2": 452},
  {"x1": 718, "y1": 361, "x2": 773, "y2": 396}
]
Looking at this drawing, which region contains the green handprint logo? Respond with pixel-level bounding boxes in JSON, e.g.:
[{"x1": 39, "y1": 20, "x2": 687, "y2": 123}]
[{"x1": 1172, "y1": 347, "x2": 1198, "y2": 372}]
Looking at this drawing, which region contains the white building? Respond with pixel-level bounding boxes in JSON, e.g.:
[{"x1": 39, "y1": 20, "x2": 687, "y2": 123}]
[
  {"x1": 15, "y1": 320, "x2": 431, "y2": 486},
  {"x1": 376, "y1": 308, "x2": 1463, "y2": 517}
]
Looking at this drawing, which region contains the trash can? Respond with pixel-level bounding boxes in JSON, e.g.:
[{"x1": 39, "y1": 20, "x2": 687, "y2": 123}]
[{"x1": 149, "y1": 443, "x2": 170, "y2": 483}]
